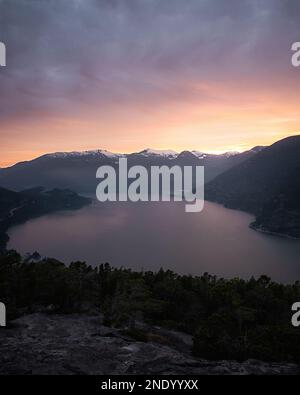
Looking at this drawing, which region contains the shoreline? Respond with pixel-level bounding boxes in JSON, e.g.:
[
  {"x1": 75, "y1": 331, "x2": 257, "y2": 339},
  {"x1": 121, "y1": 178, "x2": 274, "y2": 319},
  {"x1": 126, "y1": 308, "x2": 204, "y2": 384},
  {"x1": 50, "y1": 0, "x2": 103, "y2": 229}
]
[
  {"x1": 0, "y1": 189, "x2": 91, "y2": 253},
  {"x1": 249, "y1": 223, "x2": 300, "y2": 241},
  {"x1": 206, "y1": 198, "x2": 300, "y2": 242}
]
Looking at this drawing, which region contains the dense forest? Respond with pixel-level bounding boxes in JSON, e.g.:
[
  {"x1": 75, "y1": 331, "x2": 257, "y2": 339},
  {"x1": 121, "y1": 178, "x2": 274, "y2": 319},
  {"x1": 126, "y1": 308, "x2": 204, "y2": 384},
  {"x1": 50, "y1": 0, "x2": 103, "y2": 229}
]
[{"x1": 1, "y1": 250, "x2": 300, "y2": 363}]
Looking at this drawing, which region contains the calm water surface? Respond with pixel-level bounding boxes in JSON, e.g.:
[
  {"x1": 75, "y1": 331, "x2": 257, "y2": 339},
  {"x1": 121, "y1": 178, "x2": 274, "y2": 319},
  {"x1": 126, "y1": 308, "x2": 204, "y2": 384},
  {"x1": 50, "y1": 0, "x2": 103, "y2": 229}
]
[{"x1": 7, "y1": 201, "x2": 300, "y2": 283}]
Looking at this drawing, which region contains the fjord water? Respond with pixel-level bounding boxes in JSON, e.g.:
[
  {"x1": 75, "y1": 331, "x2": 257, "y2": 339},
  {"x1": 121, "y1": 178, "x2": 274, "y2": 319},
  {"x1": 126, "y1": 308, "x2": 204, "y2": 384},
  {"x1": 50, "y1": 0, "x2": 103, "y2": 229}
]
[{"x1": 7, "y1": 201, "x2": 300, "y2": 283}]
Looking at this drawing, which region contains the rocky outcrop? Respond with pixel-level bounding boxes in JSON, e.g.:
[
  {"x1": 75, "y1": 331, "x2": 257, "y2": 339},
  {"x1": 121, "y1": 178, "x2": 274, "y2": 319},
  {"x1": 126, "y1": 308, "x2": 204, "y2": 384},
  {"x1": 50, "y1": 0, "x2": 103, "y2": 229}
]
[{"x1": 0, "y1": 313, "x2": 299, "y2": 375}]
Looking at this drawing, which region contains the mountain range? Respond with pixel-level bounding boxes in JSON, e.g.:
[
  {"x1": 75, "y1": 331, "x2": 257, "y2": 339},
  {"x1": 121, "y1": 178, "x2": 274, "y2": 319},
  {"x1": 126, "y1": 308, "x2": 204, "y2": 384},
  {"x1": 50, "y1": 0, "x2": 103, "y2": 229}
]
[{"x1": 0, "y1": 147, "x2": 263, "y2": 193}]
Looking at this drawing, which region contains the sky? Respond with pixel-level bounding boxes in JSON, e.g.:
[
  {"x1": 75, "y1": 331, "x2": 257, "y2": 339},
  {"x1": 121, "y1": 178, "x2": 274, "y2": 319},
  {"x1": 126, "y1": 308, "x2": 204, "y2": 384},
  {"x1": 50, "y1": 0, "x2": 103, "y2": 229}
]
[{"x1": 0, "y1": 0, "x2": 300, "y2": 167}]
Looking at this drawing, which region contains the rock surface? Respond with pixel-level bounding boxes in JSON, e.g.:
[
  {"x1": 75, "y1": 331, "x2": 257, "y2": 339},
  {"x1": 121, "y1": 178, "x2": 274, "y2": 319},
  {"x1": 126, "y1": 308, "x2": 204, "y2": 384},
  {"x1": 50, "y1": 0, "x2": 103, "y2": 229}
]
[{"x1": 0, "y1": 313, "x2": 299, "y2": 375}]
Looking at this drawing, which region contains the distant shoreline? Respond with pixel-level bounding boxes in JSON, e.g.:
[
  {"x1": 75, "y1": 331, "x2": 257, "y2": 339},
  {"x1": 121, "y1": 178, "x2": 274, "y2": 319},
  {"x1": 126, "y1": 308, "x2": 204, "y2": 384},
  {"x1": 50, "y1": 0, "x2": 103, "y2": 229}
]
[
  {"x1": 0, "y1": 188, "x2": 91, "y2": 254},
  {"x1": 249, "y1": 222, "x2": 300, "y2": 241}
]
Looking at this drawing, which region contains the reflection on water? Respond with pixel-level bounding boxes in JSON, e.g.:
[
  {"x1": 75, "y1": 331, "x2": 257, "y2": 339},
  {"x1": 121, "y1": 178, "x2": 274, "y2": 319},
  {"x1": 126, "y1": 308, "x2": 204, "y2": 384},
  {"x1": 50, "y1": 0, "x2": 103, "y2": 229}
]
[{"x1": 7, "y1": 200, "x2": 300, "y2": 283}]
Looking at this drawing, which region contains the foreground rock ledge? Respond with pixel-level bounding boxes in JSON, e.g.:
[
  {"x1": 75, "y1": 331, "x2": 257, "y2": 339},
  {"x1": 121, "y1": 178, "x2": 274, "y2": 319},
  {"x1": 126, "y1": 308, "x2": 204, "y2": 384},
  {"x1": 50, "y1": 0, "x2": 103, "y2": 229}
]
[{"x1": 0, "y1": 313, "x2": 299, "y2": 375}]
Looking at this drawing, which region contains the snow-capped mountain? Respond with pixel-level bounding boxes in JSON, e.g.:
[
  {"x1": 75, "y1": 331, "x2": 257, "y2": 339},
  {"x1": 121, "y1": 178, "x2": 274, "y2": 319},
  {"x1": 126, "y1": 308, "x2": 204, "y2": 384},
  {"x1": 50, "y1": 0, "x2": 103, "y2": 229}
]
[
  {"x1": 248, "y1": 146, "x2": 265, "y2": 154},
  {"x1": 137, "y1": 148, "x2": 179, "y2": 158},
  {"x1": 44, "y1": 149, "x2": 123, "y2": 159},
  {"x1": 43, "y1": 148, "x2": 179, "y2": 160},
  {"x1": 42, "y1": 147, "x2": 244, "y2": 161},
  {"x1": 191, "y1": 150, "x2": 240, "y2": 159},
  {"x1": 0, "y1": 146, "x2": 265, "y2": 193},
  {"x1": 220, "y1": 151, "x2": 240, "y2": 158},
  {"x1": 191, "y1": 151, "x2": 208, "y2": 159}
]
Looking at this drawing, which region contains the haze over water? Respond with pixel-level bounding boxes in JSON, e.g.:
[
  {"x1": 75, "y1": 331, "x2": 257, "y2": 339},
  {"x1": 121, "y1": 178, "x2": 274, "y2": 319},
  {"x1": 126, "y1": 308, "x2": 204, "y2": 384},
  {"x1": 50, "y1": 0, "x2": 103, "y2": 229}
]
[{"x1": 7, "y1": 201, "x2": 300, "y2": 283}]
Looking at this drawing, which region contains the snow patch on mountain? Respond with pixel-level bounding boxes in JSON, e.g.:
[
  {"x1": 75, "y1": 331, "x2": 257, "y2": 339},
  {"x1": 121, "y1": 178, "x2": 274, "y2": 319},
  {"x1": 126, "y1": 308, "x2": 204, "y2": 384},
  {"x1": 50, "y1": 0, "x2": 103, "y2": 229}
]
[
  {"x1": 137, "y1": 148, "x2": 179, "y2": 158},
  {"x1": 222, "y1": 151, "x2": 240, "y2": 158},
  {"x1": 191, "y1": 150, "x2": 239, "y2": 159},
  {"x1": 43, "y1": 147, "x2": 253, "y2": 161},
  {"x1": 45, "y1": 150, "x2": 123, "y2": 159},
  {"x1": 191, "y1": 151, "x2": 208, "y2": 159}
]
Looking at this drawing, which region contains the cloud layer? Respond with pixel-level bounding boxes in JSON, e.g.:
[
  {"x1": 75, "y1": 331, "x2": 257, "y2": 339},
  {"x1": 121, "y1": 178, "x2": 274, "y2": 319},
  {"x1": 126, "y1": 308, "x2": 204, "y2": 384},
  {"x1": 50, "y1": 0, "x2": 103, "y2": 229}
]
[{"x1": 0, "y1": 0, "x2": 300, "y2": 165}]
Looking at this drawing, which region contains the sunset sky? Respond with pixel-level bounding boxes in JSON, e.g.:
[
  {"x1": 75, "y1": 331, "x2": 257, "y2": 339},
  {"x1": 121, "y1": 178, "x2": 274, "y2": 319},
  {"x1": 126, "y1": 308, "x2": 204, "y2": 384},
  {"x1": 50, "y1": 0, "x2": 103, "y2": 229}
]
[{"x1": 0, "y1": 0, "x2": 300, "y2": 167}]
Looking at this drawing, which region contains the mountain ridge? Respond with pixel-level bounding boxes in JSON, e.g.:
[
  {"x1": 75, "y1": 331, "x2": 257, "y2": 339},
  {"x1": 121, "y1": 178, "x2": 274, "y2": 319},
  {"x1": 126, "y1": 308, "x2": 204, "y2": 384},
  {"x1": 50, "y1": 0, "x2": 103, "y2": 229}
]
[
  {"x1": 1, "y1": 146, "x2": 264, "y2": 169},
  {"x1": 0, "y1": 146, "x2": 263, "y2": 193}
]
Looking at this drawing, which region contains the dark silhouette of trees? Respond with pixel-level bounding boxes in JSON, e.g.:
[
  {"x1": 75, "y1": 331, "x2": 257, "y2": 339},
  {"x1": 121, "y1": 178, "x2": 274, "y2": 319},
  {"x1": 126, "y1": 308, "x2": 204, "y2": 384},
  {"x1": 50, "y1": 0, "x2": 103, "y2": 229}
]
[{"x1": 1, "y1": 250, "x2": 300, "y2": 362}]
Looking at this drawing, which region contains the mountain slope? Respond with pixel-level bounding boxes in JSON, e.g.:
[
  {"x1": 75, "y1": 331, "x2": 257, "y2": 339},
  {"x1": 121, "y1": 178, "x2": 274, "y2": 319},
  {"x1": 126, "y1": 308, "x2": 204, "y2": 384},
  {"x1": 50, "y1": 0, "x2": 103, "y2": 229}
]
[
  {"x1": 206, "y1": 136, "x2": 300, "y2": 238},
  {"x1": 0, "y1": 187, "x2": 23, "y2": 217}
]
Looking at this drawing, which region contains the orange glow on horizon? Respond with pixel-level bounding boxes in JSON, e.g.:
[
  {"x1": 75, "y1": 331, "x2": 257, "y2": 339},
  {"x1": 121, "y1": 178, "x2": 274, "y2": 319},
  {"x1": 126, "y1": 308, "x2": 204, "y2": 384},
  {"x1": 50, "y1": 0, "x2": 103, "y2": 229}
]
[
  {"x1": 2, "y1": 1, "x2": 300, "y2": 169},
  {"x1": 1, "y1": 78, "x2": 300, "y2": 168}
]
